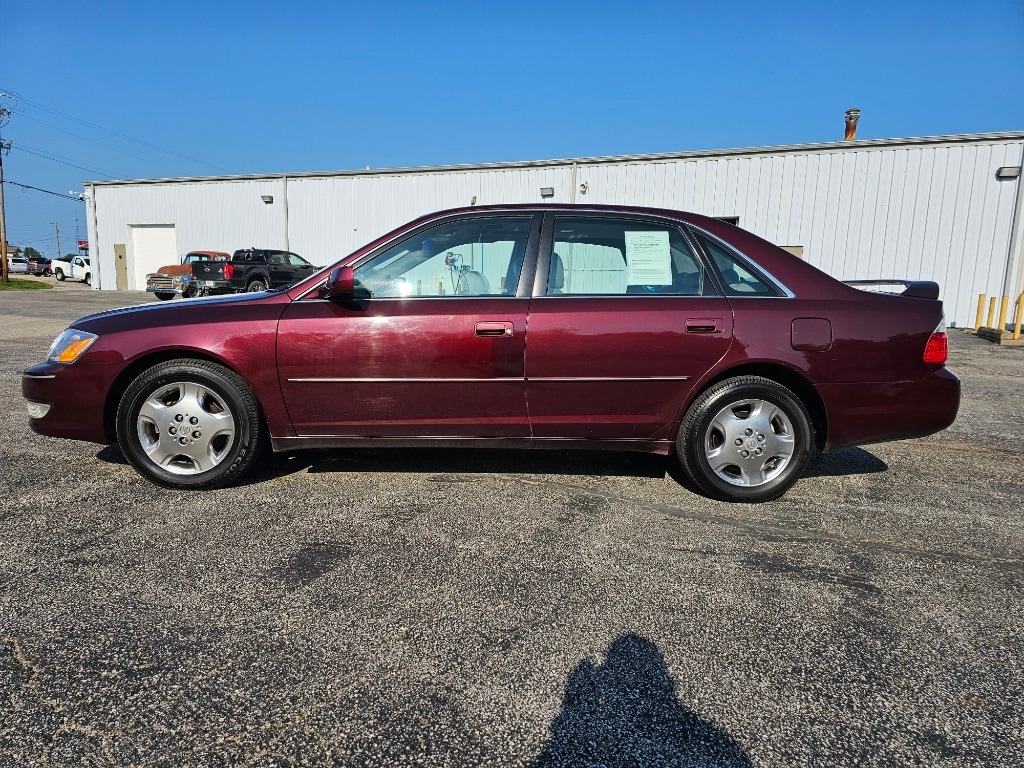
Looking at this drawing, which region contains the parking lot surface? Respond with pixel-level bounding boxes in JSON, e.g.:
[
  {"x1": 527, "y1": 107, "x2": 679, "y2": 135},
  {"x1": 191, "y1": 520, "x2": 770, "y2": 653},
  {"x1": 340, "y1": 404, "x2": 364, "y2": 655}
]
[{"x1": 2, "y1": 286, "x2": 1022, "y2": 767}]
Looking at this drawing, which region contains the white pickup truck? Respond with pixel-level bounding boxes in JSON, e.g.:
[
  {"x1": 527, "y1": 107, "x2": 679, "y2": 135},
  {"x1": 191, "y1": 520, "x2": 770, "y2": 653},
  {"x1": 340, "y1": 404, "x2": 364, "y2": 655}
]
[{"x1": 53, "y1": 255, "x2": 91, "y2": 285}]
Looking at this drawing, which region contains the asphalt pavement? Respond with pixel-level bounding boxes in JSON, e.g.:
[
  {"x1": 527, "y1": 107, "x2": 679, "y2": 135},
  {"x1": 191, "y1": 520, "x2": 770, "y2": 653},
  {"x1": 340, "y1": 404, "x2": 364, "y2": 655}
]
[{"x1": 1, "y1": 284, "x2": 1022, "y2": 767}]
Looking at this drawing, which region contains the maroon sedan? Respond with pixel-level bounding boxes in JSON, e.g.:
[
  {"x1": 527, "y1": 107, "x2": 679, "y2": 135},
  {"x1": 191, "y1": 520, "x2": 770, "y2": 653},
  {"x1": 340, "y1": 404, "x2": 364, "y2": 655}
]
[{"x1": 22, "y1": 205, "x2": 959, "y2": 502}]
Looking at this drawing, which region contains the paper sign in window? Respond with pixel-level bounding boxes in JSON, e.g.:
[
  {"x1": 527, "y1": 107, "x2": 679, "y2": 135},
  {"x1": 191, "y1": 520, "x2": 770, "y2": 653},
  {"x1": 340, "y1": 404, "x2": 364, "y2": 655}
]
[{"x1": 625, "y1": 231, "x2": 672, "y2": 285}]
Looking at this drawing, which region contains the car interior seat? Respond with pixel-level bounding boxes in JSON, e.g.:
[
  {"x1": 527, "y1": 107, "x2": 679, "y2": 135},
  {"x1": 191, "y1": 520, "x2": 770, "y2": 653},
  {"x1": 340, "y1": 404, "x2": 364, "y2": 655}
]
[
  {"x1": 674, "y1": 270, "x2": 701, "y2": 295},
  {"x1": 720, "y1": 267, "x2": 740, "y2": 291}
]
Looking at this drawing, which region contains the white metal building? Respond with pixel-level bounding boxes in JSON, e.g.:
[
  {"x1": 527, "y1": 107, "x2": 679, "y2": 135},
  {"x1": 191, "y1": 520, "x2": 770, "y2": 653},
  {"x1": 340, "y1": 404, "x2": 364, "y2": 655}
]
[{"x1": 85, "y1": 131, "x2": 1024, "y2": 328}]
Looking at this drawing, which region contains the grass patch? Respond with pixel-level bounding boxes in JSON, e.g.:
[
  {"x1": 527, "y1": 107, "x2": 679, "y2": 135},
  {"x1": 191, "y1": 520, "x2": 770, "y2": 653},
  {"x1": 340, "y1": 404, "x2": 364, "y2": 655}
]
[{"x1": 0, "y1": 278, "x2": 53, "y2": 290}]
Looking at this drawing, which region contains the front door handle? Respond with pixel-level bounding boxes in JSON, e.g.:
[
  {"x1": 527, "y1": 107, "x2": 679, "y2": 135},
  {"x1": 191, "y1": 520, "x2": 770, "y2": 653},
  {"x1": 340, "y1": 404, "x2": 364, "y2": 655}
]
[
  {"x1": 685, "y1": 318, "x2": 724, "y2": 334},
  {"x1": 475, "y1": 321, "x2": 514, "y2": 337}
]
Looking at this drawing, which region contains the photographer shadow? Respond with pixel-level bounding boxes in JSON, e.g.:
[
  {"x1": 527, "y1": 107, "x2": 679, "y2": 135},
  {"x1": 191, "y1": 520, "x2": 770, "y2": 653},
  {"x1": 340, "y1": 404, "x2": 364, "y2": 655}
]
[{"x1": 532, "y1": 634, "x2": 751, "y2": 767}]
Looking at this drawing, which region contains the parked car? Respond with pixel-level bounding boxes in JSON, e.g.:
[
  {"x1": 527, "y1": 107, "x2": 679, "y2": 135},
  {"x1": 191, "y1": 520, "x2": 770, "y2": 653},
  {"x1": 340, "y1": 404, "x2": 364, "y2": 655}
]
[
  {"x1": 6, "y1": 256, "x2": 30, "y2": 274},
  {"x1": 22, "y1": 204, "x2": 960, "y2": 501},
  {"x1": 27, "y1": 255, "x2": 53, "y2": 277},
  {"x1": 190, "y1": 248, "x2": 321, "y2": 295},
  {"x1": 146, "y1": 251, "x2": 231, "y2": 300},
  {"x1": 53, "y1": 255, "x2": 91, "y2": 284}
]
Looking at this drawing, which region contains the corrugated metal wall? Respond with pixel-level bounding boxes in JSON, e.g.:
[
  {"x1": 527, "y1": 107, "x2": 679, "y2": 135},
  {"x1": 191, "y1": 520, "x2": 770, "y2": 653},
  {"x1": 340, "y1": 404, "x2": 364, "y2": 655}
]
[{"x1": 88, "y1": 135, "x2": 1024, "y2": 327}]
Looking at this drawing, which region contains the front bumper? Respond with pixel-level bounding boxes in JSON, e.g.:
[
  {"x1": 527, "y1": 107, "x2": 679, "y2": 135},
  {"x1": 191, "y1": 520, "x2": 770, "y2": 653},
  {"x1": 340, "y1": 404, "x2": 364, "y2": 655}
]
[
  {"x1": 146, "y1": 274, "x2": 191, "y2": 296},
  {"x1": 22, "y1": 362, "x2": 120, "y2": 445}
]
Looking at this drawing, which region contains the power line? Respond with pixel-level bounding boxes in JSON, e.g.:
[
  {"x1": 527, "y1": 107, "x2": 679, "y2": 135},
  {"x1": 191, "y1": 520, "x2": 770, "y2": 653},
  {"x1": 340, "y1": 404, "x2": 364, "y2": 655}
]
[
  {"x1": 0, "y1": 89, "x2": 231, "y2": 173},
  {"x1": 11, "y1": 144, "x2": 116, "y2": 179},
  {"x1": 3, "y1": 179, "x2": 86, "y2": 200},
  {"x1": 16, "y1": 112, "x2": 186, "y2": 175}
]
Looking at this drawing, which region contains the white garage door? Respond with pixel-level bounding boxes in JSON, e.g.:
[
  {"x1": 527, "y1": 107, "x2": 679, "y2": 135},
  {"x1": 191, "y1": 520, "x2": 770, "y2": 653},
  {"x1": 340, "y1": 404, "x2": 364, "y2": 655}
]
[{"x1": 129, "y1": 225, "x2": 177, "y2": 290}]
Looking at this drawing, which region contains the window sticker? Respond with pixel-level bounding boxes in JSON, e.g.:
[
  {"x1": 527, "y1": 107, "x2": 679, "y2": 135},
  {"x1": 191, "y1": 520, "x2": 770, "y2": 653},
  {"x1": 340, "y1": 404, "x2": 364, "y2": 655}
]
[{"x1": 625, "y1": 231, "x2": 672, "y2": 285}]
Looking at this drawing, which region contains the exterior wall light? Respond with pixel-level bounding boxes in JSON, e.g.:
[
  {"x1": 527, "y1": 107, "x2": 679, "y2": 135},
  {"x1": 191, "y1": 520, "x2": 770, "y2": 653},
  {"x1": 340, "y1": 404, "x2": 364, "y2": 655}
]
[
  {"x1": 996, "y1": 166, "x2": 1021, "y2": 180},
  {"x1": 261, "y1": 195, "x2": 274, "y2": 204},
  {"x1": 539, "y1": 187, "x2": 555, "y2": 198}
]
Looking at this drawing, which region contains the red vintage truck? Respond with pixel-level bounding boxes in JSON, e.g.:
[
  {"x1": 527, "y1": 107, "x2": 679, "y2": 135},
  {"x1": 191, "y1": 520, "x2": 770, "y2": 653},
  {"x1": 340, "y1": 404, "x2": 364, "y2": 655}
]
[{"x1": 146, "y1": 251, "x2": 230, "y2": 300}]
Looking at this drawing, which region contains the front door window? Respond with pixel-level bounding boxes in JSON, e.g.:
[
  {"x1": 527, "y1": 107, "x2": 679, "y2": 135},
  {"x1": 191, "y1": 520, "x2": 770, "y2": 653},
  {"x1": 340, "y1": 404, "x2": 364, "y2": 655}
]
[{"x1": 354, "y1": 216, "x2": 533, "y2": 298}]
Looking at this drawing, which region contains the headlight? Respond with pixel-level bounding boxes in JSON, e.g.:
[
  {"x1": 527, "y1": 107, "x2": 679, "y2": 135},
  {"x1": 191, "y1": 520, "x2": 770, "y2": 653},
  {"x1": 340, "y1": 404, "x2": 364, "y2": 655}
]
[{"x1": 47, "y1": 329, "x2": 98, "y2": 364}]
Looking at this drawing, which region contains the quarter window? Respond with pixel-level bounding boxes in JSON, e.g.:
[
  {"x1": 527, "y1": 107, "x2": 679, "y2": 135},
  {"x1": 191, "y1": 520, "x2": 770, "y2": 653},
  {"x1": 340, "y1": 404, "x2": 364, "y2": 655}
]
[
  {"x1": 354, "y1": 216, "x2": 532, "y2": 298},
  {"x1": 692, "y1": 232, "x2": 778, "y2": 296},
  {"x1": 548, "y1": 217, "x2": 708, "y2": 296}
]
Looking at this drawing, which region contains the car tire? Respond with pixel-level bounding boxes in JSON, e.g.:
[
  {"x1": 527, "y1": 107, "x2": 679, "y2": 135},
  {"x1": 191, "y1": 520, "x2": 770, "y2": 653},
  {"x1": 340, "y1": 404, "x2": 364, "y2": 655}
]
[
  {"x1": 116, "y1": 359, "x2": 266, "y2": 490},
  {"x1": 155, "y1": 292, "x2": 174, "y2": 301},
  {"x1": 84, "y1": 273, "x2": 91, "y2": 286},
  {"x1": 677, "y1": 376, "x2": 812, "y2": 503},
  {"x1": 43, "y1": 269, "x2": 52, "y2": 277},
  {"x1": 182, "y1": 285, "x2": 197, "y2": 299},
  {"x1": 55, "y1": 269, "x2": 65, "y2": 281},
  {"x1": 246, "y1": 278, "x2": 268, "y2": 292}
]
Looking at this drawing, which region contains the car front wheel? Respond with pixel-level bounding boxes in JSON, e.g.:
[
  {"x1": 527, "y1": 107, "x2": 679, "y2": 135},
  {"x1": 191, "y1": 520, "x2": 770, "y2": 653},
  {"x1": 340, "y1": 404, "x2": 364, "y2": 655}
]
[
  {"x1": 116, "y1": 359, "x2": 266, "y2": 489},
  {"x1": 677, "y1": 376, "x2": 812, "y2": 503}
]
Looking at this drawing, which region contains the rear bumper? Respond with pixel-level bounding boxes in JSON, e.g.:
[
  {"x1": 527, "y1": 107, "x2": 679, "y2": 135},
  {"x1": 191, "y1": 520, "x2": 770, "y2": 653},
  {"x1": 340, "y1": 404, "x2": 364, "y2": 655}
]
[
  {"x1": 195, "y1": 279, "x2": 234, "y2": 295},
  {"x1": 820, "y1": 368, "x2": 961, "y2": 451}
]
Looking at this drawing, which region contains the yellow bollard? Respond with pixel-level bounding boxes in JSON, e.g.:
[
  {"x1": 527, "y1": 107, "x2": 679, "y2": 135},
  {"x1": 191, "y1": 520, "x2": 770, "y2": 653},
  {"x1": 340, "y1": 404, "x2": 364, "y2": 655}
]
[
  {"x1": 987, "y1": 297, "x2": 997, "y2": 328},
  {"x1": 1014, "y1": 294, "x2": 1024, "y2": 341},
  {"x1": 975, "y1": 294, "x2": 986, "y2": 330},
  {"x1": 998, "y1": 296, "x2": 1009, "y2": 332}
]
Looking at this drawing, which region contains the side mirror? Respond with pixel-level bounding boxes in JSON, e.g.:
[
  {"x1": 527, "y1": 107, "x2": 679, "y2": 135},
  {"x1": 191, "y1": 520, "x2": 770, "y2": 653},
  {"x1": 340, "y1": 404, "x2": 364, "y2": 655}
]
[{"x1": 320, "y1": 265, "x2": 355, "y2": 299}]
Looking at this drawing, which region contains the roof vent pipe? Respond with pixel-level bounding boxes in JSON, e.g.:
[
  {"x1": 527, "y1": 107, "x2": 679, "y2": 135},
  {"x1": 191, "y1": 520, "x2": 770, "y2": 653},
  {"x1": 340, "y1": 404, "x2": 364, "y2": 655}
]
[{"x1": 844, "y1": 108, "x2": 861, "y2": 141}]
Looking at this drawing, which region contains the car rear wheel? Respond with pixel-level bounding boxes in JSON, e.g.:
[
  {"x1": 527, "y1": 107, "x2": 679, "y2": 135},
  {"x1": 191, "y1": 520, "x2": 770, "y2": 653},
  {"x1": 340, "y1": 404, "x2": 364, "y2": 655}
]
[
  {"x1": 84, "y1": 273, "x2": 91, "y2": 286},
  {"x1": 55, "y1": 269, "x2": 65, "y2": 281},
  {"x1": 246, "y1": 278, "x2": 268, "y2": 292},
  {"x1": 155, "y1": 292, "x2": 174, "y2": 301},
  {"x1": 677, "y1": 376, "x2": 812, "y2": 503},
  {"x1": 116, "y1": 359, "x2": 266, "y2": 490},
  {"x1": 182, "y1": 284, "x2": 198, "y2": 299}
]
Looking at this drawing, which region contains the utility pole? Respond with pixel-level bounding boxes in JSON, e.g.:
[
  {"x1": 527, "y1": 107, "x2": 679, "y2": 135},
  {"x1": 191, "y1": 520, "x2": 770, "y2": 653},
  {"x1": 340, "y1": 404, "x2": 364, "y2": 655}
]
[
  {"x1": 0, "y1": 101, "x2": 11, "y2": 285},
  {"x1": 0, "y1": 138, "x2": 9, "y2": 284},
  {"x1": 51, "y1": 222, "x2": 61, "y2": 262}
]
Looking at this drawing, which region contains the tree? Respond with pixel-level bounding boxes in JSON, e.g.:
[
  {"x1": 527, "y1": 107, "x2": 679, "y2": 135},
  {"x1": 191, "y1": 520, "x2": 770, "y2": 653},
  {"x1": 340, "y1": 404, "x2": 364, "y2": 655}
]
[{"x1": 22, "y1": 246, "x2": 41, "y2": 260}]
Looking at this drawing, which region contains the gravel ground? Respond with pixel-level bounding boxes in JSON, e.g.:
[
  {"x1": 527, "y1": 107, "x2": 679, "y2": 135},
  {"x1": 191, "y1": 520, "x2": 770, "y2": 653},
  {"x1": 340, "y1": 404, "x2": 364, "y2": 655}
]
[{"x1": 1, "y1": 285, "x2": 1022, "y2": 767}]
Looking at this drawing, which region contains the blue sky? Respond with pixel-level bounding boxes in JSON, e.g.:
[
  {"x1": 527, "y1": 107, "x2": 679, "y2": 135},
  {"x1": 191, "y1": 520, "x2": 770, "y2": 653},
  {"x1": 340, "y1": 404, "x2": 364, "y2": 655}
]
[{"x1": 3, "y1": 0, "x2": 1023, "y2": 258}]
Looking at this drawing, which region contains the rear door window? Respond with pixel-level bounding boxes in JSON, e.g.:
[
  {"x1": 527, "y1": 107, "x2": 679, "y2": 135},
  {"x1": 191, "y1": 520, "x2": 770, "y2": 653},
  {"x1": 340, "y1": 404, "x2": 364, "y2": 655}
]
[{"x1": 546, "y1": 217, "x2": 710, "y2": 296}]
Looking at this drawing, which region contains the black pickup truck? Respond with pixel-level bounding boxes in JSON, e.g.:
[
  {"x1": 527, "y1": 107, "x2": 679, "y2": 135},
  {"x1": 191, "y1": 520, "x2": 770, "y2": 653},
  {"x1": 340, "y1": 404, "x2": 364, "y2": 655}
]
[{"x1": 191, "y1": 248, "x2": 322, "y2": 295}]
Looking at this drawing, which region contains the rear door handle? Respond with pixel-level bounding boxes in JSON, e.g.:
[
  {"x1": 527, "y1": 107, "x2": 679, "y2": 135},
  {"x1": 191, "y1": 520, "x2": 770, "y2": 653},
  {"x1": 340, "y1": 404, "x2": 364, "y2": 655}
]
[
  {"x1": 475, "y1": 321, "x2": 514, "y2": 337},
  {"x1": 685, "y1": 318, "x2": 724, "y2": 334}
]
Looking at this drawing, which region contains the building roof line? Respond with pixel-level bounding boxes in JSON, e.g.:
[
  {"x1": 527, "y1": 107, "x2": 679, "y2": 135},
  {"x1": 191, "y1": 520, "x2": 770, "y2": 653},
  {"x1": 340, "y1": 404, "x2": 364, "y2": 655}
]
[{"x1": 85, "y1": 130, "x2": 1024, "y2": 188}]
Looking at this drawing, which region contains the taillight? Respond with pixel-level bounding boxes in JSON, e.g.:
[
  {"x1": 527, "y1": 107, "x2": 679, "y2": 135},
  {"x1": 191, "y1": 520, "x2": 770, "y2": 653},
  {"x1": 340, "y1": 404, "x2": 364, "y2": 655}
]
[
  {"x1": 223, "y1": 263, "x2": 234, "y2": 280},
  {"x1": 923, "y1": 320, "x2": 947, "y2": 364}
]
